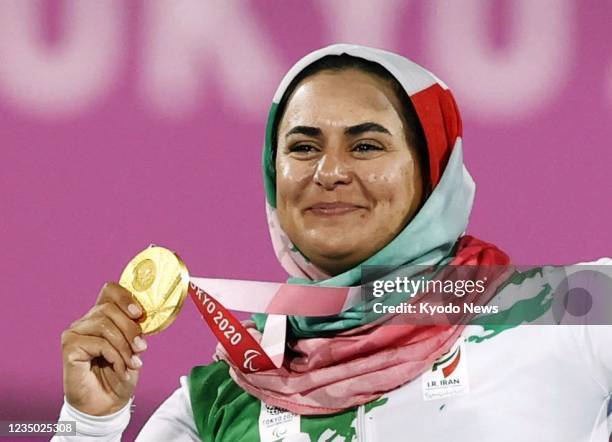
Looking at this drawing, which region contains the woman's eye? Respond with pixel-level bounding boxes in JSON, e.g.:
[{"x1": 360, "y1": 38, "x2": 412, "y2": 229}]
[
  {"x1": 289, "y1": 144, "x2": 317, "y2": 153},
  {"x1": 352, "y1": 143, "x2": 383, "y2": 153}
]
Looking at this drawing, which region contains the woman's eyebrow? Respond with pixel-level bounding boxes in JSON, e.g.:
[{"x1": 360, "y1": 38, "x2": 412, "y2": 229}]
[
  {"x1": 285, "y1": 126, "x2": 322, "y2": 138},
  {"x1": 345, "y1": 122, "x2": 391, "y2": 136},
  {"x1": 284, "y1": 122, "x2": 390, "y2": 138}
]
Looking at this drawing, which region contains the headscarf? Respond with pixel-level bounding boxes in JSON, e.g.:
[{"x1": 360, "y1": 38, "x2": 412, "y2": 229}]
[
  {"x1": 212, "y1": 44, "x2": 511, "y2": 415},
  {"x1": 257, "y1": 44, "x2": 496, "y2": 334}
]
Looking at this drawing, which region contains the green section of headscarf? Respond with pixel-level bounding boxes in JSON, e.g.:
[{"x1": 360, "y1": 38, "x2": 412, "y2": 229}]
[
  {"x1": 262, "y1": 102, "x2": 279, "y2": 208},
  {"x1": 254, "y1": 130, "x2": 476, "y2": 337}
]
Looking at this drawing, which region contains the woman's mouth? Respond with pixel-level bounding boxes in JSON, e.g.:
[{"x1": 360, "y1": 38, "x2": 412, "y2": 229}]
[{"x1": 306, "y1": 202, "x2": 365, "y2": 216}]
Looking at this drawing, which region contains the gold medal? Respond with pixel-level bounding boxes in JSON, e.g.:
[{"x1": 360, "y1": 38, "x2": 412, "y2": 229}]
[{"x1": 119, "y1": 246, "x2": 189, "y2": 335}]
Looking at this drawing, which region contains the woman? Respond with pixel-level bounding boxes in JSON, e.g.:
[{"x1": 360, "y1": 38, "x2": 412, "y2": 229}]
[{"x1": 56, "y1": 44, "x2": 612, "y2": 441}]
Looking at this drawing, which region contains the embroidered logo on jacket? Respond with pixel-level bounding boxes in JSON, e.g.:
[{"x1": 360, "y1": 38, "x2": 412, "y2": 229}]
[{"x1": 422, "y1": 340, "x2": 469, "y2": 400}]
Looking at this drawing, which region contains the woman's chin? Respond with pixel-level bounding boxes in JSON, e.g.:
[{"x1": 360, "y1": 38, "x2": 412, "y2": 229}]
[
  {"x1": 302, "y1": 226, "x2": 361, "y2": 247},
  {"x1": 299, "y1": 236, "x2": 363, "y2": 266}
]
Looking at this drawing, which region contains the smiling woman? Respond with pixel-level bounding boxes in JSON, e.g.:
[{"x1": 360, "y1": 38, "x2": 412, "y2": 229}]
[{"x1": 54, "y1": 44, "x2": 612, "y2": 442}]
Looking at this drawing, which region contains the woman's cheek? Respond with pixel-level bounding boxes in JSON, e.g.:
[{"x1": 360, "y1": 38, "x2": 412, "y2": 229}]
[
  {"x1": 278, "y1": 159, "x2": 316, "y2": 185},
  {"x1": 363, "y1": 165, "x2": 417, "y2": 232},
  {"x1": 277, "y1": 161, "x2": 316, "y2": 217},
  {"x1": 363, "y1": 170, "x2": 400, "y2": 205},
  {"x1": 362, "y1": 157, "x2": 405, "y2": 185}
]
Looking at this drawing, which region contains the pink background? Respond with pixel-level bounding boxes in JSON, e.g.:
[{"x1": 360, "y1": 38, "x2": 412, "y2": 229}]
[{"x1": 1, "y1": 1, "x2": 611, "y2": 438}]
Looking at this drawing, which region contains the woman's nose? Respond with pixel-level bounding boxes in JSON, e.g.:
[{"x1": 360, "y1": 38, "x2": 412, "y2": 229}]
[{"x1": 313, "y1": 152, "x2": 352, "y2": 190}]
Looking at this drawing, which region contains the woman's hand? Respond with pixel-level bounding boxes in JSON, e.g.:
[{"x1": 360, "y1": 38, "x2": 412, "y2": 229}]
[{"x1": 61, "y1": 283, "x2": 147, "y2": 416}]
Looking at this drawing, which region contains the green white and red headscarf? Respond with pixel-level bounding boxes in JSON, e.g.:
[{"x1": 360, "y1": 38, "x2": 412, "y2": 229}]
[{"x1": 258, "y1": 44, "x2": 504, "y2": 332}]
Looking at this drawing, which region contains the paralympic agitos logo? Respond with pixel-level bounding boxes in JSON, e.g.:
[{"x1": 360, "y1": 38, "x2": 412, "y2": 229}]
[{"x1": 243, "y1": 349, "x2": 261, "y2": 372}]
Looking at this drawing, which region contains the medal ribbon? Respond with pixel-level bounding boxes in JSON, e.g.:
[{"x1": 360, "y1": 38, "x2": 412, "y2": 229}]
[
  {"x1": 187, "y1": 279, "x2": 357, "y2": 373},
  {"x1": 188, "y1": 282, "x2": 277, "y2": 373}
]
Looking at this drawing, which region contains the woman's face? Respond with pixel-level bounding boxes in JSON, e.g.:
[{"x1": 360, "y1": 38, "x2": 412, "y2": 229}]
[{"x1": 275, "y1": 69, "x2": 424, "y2": 276}]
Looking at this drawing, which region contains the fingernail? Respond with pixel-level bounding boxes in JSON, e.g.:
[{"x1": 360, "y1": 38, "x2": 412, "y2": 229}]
[
  {"x1": 133, "y1": 336, "x2": 147, "y2": 351},
  {"x1": 128, "y1": 304, "x2": 141, "y2": 318},
  {"x1": 131, "y1": 355, "x2": 143, "y2": 368}
]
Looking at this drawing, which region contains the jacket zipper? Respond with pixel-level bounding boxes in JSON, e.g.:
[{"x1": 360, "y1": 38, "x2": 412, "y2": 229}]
[{"x1": 356, "y1": 404, "x2": 366, "y2": 442}]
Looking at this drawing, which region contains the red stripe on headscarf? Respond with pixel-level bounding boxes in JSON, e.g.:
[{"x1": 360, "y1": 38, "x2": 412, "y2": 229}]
[
  {"x1": 410, "y1": 84, "x2": 463, "y2": 188},
  {"x1": 453, "y1": 235, "x2": 511, "y2": 266}
]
